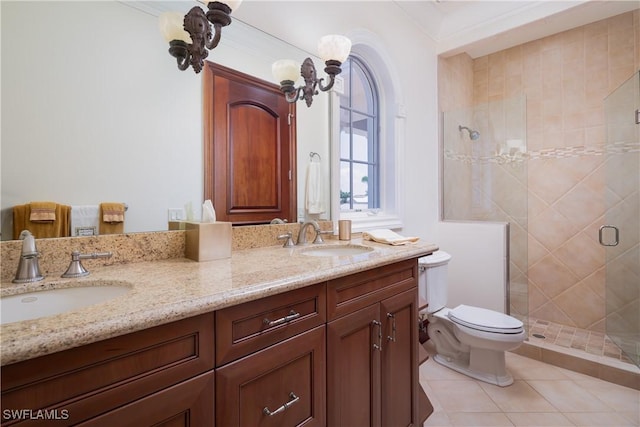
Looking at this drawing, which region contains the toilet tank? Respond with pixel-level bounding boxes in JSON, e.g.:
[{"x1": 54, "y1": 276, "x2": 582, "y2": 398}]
[{"x1": 418, "y1": 250, "x2": 452, "y2": 314}]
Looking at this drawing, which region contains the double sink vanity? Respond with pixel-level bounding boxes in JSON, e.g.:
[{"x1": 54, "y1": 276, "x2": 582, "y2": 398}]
[{"x1": 1, "y1": 227, "x2": 436, "y2": 426}]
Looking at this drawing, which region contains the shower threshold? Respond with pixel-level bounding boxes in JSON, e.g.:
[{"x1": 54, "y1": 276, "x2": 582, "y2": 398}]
[{"x1": 511, "y1": 318, "x2": 640, "y2": 390}]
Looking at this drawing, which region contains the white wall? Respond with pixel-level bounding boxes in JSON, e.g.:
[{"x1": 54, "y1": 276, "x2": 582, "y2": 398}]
[{"x1": 435, "y1": 221, "x2": 508, "y2": 313}]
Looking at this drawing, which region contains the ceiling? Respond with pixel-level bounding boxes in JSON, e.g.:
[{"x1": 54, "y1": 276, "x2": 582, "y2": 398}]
[{"x1": 393, "y1": 0, "x2": 640, "y2": 58}]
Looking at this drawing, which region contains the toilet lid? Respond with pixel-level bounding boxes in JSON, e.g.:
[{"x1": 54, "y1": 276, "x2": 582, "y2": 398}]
[{"x1": 448, "y1": 304, "x2": 524, "y2": 334}]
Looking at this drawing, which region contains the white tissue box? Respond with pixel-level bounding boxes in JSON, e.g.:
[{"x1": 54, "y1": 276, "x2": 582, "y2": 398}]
[{"x1": 184, "y1": 222, "x2": 232, "y2": 262}]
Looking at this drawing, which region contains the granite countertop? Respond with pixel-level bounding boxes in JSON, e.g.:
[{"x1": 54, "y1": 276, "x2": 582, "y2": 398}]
[{"x1": 1, "y1": 238, "x2": 437, "y2": 366}]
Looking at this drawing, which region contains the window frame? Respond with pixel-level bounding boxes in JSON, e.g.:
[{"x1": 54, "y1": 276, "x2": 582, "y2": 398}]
[{"x1": 338, "y1": 56, "x2": 380, "y2": 212}]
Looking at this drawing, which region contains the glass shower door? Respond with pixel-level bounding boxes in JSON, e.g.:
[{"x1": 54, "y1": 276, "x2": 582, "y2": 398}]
[{"x1": 602, "y1": 71, "x2": 640, "y2": 367}]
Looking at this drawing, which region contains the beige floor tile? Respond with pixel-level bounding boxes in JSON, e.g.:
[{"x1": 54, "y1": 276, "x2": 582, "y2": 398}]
[
  {"x1": 571, "y1": 378, "x2": 640, "y2": 414},
  {"x1": 448, "y1": 412, "x2": 515, "y2": 426},
  {"x1": 479, "y1": 380, "x2": 558, "y2": 412},
  {"x1": 505, "y1": 352, "x2": 572, "y2": 380},
  {"x1": 420, "y1": 357, "x2": 473, "y2": 381},
  {"x1": 421, "y1": 380, "x2": 446, "y2": 413},
  {"x1": 423, "y1": 410, "x2": 452, "y2": 427},
  {"x1": 563, "y1": 411, "x2": 638, "y2": 426},
  {"x1": 527, "y1": 380, "x2": 613, "y2": 412},
  {"x1": 427, "y1": 380, "x2": 502, "y2": 413},
  {"x1": 506, "y1": 412, "x2": 575, "y2": 426}
]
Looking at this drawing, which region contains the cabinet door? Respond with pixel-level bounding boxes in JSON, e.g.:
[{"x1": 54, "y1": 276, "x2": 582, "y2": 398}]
[
  {"x1": 381, "y1": 289, "x2": 419, "y2": 427},
  {"x1": 77, "y1": 371, "x2": 214, "y2": 427},
  {"x1": 327, "y1": 303, "x2": 381, "y2": 427},
  {"x1": 216, "y1": 326, "x2": 325, "y2": 427}
]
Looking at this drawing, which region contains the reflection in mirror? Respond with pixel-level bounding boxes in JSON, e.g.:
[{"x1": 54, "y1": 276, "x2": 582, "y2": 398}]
[{"x1": 0, "y1": 1, "x2": 331, "y2": 241}]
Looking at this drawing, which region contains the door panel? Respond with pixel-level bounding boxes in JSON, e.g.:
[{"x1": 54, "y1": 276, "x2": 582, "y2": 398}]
[
  {"x1": 381, "y1": 289, "x2": 418, "y2": 427},
  {"x1": 603, "y1": 70, "x2": 640, "y2": 367},
  {"x1": 203, "y1": 61, "x2": 296, "y2": 224},
  {"x1": 327, "y1": 303, "x2": 380, "y2": 427}
]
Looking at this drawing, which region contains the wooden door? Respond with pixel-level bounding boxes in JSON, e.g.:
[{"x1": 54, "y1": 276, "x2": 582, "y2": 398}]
[
  {"x1": 203, "y1": 62, "x2": 296, "y2": 225},
  {"x1": 327, "y1": 303, "x2": 381, "y2": 427},
  {"x1": 380, "y1": 289, "x2": 419, "y2": 427}
]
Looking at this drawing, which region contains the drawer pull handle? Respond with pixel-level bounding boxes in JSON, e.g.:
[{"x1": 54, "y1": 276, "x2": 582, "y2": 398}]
[
  {"x1": 372, "y1": 320, "x2": 383, "y2": 351},
  {"x1": 263, "y1": 310, "x2": 301, "y2": 327},
  {"x1": 387, "y1": 313, "x2": 396, "y2": 342},
  {"x1": 263, "y1": 392, "x2": 300, "y2": 416}
]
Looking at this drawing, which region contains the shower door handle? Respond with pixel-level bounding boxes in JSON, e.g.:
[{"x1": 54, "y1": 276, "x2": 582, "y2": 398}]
[{"x1": 599, "y1": 225, "x2": 619, "y2": 247}]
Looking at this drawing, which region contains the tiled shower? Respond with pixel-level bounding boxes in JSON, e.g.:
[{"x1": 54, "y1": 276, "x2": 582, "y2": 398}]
[{"x1": 439, "y1": 10, "x2": 639, "y2": 367}]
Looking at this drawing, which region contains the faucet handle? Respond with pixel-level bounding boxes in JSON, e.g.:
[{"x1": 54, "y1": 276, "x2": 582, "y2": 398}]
[
  {"x1": 313, "y1": 230, "x2": 333, "y2": 244},
  {"x1": 62, "y1": 251, "x2": 112, "y2": 278},
  {"x1": 277, "y1": 232, "x2": 295, "y2": 248}
]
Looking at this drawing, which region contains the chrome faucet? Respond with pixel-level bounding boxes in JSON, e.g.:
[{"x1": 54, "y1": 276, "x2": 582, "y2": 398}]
[
  {"x1": 13, "y1": 230, "x2": 44, "y2": 283},
  {"x1": 297, "y1": 221, "x2": 320, "y2": 245}
]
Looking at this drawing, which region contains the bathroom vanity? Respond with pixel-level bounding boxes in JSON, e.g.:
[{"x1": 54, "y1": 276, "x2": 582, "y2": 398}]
[{"x1": 0, "y1": 238, "x2": 436, "y2": 426}]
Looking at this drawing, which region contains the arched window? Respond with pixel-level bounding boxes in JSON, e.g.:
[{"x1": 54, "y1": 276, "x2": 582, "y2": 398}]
[
  {"x1": 338, "y1": 57, "x2": 380, "y2": 211},
  {"x1": 331, "y1": 35, "x2": 404, "y2": 232}
]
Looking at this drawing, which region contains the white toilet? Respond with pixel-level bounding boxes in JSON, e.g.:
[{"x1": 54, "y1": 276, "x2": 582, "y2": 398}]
[{"x1": 419, "y1": 251, "x2": 525, "y2": 387}]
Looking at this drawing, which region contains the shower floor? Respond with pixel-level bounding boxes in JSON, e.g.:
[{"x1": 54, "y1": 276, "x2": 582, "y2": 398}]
[
  {"x1": 515, "y1": 318, "x2": 640, "y2": 390},
  {"x1": 527, "y1": 318, "x2": 637, "y2": 366}
]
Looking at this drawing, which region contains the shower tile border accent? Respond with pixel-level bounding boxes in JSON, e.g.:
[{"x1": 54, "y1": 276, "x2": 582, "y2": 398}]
[{"x1": 444, "y1": 141, "x2": 640, "y2": 164}]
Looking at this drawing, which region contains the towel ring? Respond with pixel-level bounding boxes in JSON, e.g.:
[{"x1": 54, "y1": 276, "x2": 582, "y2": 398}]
[{"x1": 309, "y1": 152, "x2": 321, "y2": 162}]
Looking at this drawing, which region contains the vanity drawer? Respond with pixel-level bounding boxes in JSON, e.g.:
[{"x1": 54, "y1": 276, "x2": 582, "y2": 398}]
[
  {"x1": 0, "y1": 313, "x2": 214, "y2": 426},
  {"x1": 327, "y1": 258, "x2": 417, "y2": 321},
  {"x1": 216, "y1": 325, "x2": 326, "y2": 427},
  {"x1": 215, "y1": 283, "x2": 326, "y2": 366}
]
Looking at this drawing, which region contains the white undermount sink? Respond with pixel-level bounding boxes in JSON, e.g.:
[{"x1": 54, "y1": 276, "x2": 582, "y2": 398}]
[
  {"x1": 300, "y1": 245, "x2": 374, "y2": 257},
  {"x1": 1, "y1": 283, "x2": 132, "y2": 325}
]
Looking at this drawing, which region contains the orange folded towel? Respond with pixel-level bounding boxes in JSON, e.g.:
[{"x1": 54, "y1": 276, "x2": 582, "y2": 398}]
[
  {"x1": 13, "y1": 203, "x2": 71, "y2": 239},
  {"x1": 99, "y1": 202, "x2": 125, "y2": 235},
  {"x1": 101, "y1": 202, "x2": 125, "y2": 223},
  {"x1": 29, "y1": 201, "x2": 57, "y2": 222}
]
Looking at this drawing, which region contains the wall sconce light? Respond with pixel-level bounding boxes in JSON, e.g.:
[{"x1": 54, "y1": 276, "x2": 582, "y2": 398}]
[
  {"x1": 272, "y1": 35, "x2": 352, "y2": 107},
  {"x1": 159, "y1": 1, "x2": 242, "y2": 74}
]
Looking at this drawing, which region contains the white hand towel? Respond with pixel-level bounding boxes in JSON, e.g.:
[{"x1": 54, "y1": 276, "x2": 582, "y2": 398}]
[
  {"x1": 70, "y1": 205, "x2": 100, "y2": 236},
  {"x1": 363, "y1": 229, "x2": 419, "y2": 246},
  {"x1": 305, "y1": 162, "x2": 325, "y2": 214}
]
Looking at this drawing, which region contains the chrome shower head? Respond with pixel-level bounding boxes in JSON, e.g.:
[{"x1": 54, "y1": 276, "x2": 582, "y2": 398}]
[{"x1": 459, "y1": 125, "x2": 480, "y2": 140}]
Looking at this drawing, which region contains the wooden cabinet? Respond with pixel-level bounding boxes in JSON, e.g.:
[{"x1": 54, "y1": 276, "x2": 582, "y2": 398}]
[
  {"x1": 215, "y1": 283, "x2": 326, "y2": 427},
  {"x1": 77, "y1": 372, "x2": 214, "y2": 427},
  {"x1": 1, "y1": 258, "x2": 431, "y2": 427},
  {"x1": 326, "y1": 260, "x2": 420, "y2": 427},
  {"x1": 215, "y1": 283, "x2": 325, "y2": 366},
  {"x1": 216, "y1": 326, "x2": 325, "y2": 427},
  {"x1": 0, "y1": 313, "x2": 214, "y2": 426}
]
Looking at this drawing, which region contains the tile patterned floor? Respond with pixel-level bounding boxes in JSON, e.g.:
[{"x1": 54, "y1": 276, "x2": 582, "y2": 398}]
[
  {"x1": 421, "y1": 342, "x2": 640, "y2": 427},
  {"x1": 528, "y1": 318, "x2": 637, "y2": 366}
]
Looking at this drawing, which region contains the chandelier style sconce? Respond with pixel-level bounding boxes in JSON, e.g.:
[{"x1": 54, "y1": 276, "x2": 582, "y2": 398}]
[
  {"x1": 159, "y1": 1, "x2": 242, "y2": 74},
  {"x1": 272, "y1": 35, "x2": 352, "y2": 107}
]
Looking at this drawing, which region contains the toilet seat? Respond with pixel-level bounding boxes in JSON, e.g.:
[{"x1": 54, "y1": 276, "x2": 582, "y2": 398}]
[{"x1": 448, "y1": 304, "x2": 523, "y2": 334}]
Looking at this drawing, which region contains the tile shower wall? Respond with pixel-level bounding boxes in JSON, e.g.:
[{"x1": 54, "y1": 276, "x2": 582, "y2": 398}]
[{"x1": 440, "y1": 10, "x2": 639, "y2": 332}]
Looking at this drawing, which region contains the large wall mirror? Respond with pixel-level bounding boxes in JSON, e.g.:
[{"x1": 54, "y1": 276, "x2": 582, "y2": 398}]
[{"x1": 0, "y1": 1, "x2": 332, "y2": 240}]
